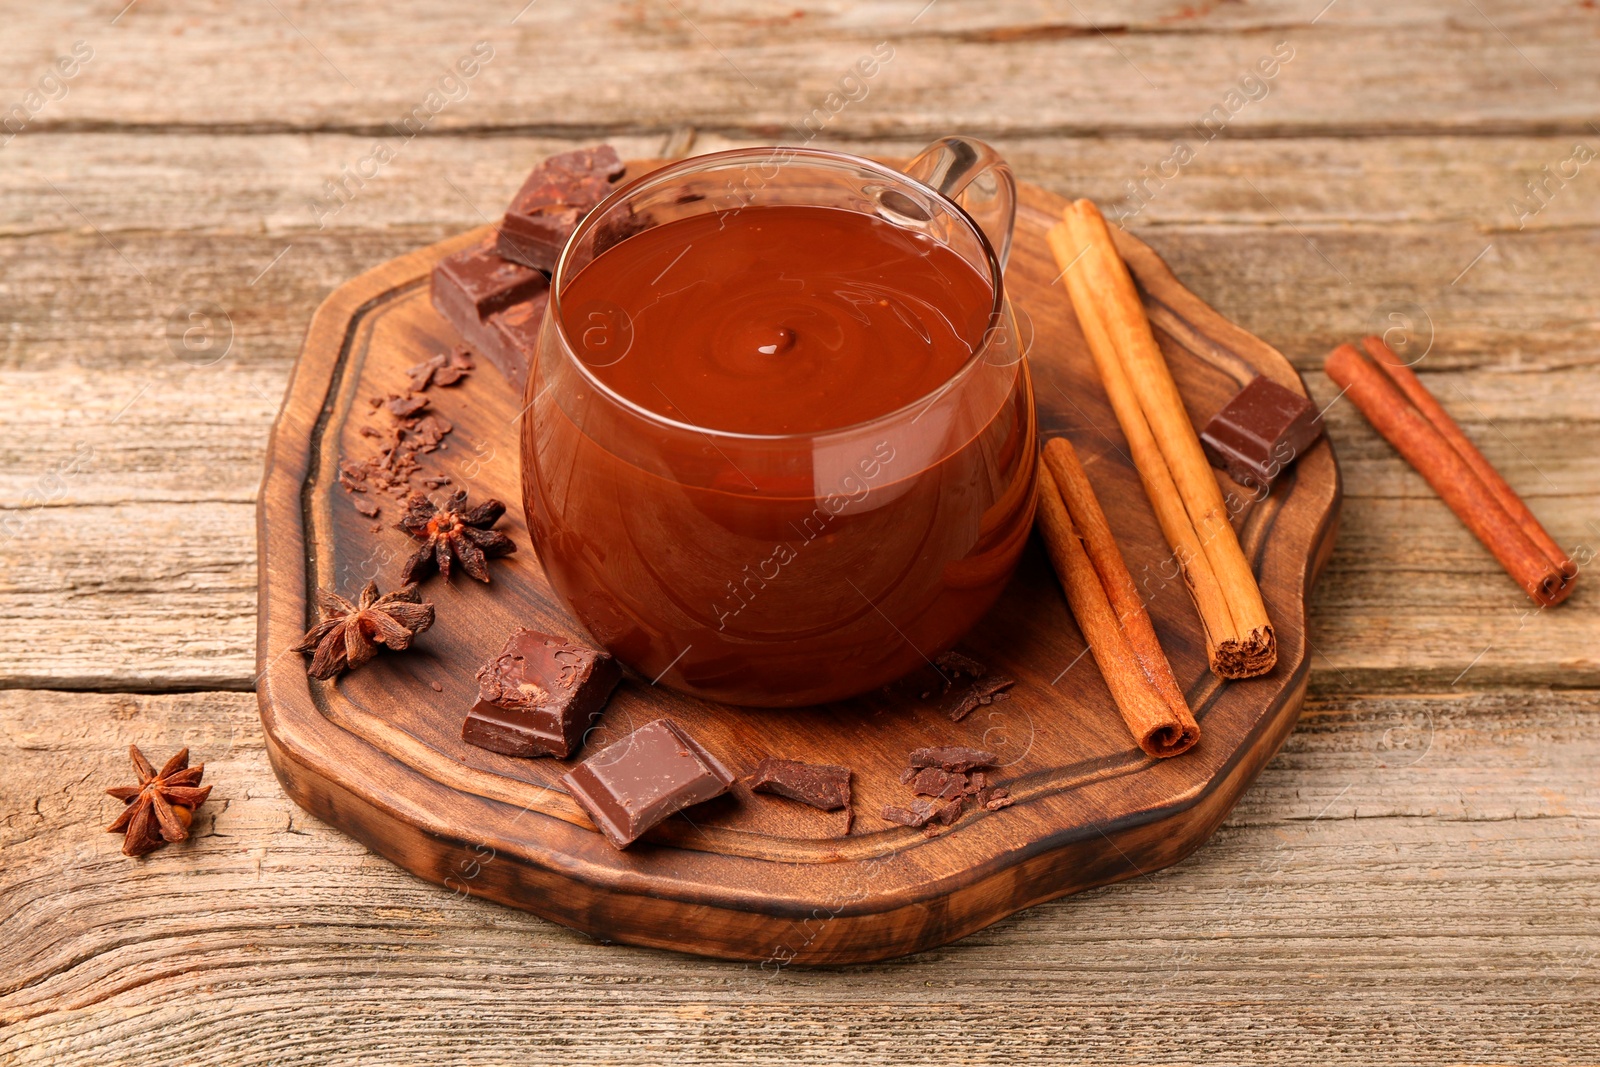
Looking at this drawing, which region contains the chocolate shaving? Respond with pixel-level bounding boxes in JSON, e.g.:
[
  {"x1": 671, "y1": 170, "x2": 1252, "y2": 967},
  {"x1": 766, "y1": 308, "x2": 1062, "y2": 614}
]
[
  {"x1": 881, "y1": 799, "x2": 939, "y2": 828},
  {"x1": 935, "y1": 649, "x2": 988, "y2": 680},
  {"x1": 907, "y1": 746, "x2": 997, "y2": 773},
  {"x1": 339, "y1": 390, "x2": 457, "y2": 504},
  {"x1": 945, "y1": 673, "x2": 1016, "y2": 722},
  {"x1": 749, "y1": 757, "x2": 851, "y2": 812},
  {"x1": 983, "y1": 788, "x2": 1014, "y2": 811},
  {"x1": 386, "y1": 394, "x2": 429, "y2": 418},
  {"x1": 887, "y1": 749, "x2": 1014, "y2": 831},
  {"x1": 407, "y1": 345, "x2": 475, "y2": 391},
  {"x1": 909, "y1": 766, "x2": 968, "y2": 801},
  {"x1": 887, "y1": 647, "x2": 991, "y2": 700}
]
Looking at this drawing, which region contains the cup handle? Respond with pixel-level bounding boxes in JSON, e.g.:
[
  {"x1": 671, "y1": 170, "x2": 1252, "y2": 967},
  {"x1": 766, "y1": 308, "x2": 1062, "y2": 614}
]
[{"x1": 903, "y1": 136, "x2": 1017, "y2": 272}]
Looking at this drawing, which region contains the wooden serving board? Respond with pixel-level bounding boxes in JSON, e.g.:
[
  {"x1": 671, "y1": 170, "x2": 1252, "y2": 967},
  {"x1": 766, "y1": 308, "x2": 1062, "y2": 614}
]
[{"x1": 257, "y1": 158, "x2": 1340, "y2": 965}]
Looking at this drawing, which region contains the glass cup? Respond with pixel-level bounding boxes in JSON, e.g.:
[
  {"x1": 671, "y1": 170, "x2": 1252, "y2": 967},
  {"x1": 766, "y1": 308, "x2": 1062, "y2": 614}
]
[{"x1": 520, "y1": 138, "x2": 1038, "y2": 707}]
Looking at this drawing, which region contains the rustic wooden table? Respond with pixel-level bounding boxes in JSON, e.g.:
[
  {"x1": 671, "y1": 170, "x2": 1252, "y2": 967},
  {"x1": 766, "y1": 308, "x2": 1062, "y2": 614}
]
[{"x1": 3, "y1": 3, "x2": 1596, "y2": 1063}]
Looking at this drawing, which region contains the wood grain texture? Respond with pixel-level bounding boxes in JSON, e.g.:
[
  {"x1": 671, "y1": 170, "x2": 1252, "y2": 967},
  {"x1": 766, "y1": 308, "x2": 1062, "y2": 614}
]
[
  {"x1": 8, "y1": 2, "x2": 1598, "y2": 136},
  {"x1": 252, "y1": 164, "x2": 1336, "y2": 962},
  {"x1": 4, "y1": 687, "x2": 1596, "y2": 1064}
]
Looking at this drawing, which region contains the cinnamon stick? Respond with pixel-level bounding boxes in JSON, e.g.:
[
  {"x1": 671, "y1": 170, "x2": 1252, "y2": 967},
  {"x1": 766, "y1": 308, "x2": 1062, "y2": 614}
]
[
  {"x1": 1360, "y1": 335, "x2": 1576, "y2": 583},
  {"x1": 1324, "y1": 342, "x2": 1573, "y2": 607},
  {"x1": 1049, "y1": 200, "x2": 1275, "y2": 677},
  {"x1": 1045, "y1": 222, "x2": 1238, "y2": 674},
  {"x1": 1035, "y1": 454, "x2": 1199, "y2": 759}
]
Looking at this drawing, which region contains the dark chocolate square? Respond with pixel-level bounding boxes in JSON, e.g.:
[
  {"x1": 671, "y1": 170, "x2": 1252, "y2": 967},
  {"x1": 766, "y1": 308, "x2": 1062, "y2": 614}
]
[
  {"x1": 496, "y1": 145, "x2": 626, "y2": 271},
  {"x1": 1200, "y1": 375, "x2": 1324, "y2": 489},
  {"x1": 562, "y1": 718, "x2": 733, "y2": 849},
  {"x1": 432, "y1": 236, "x2": 548, "y2": 321},
  {"x1": 461, "y1": 629, "x2": 621, "y2": 760},
  {"x1": 482, "y1": 291, "x2": 548, "y2": 394}
]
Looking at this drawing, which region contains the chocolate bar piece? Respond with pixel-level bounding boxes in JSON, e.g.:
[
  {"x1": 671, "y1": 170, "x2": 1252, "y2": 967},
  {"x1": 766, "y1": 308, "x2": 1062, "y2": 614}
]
[
  {"x1": 430, "y1": 236, "x2": 549, "y2": 391},
  {"x1": 563, "y1": 718, "x2": 734, "y2": 849},
  {"x1": 461, "y1": 629, "x2": 621, "y2": 760},
  {"x1": 432, "y1": 235, "x2": 548, "y2": 323},
  {"x1": 749, "y1": 757, "x2": 851, "y2": 811},
  {"x1": 906, "y1": 746, "x2": 997, "y2": 773},
  {"x1": 482, "y1": 290, "x2": 549, "y2": 394},
  {"x1": 497, "y1": 145, "x2": 627, "y2": 271},
  {"x1": 1200, "y1": 375, "x2": 1324, "y2": 489}
]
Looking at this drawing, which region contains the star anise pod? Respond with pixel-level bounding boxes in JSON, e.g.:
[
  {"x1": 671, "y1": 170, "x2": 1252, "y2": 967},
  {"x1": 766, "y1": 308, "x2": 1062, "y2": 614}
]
[
  {"x1": 293, "y1": 581, "x2": 436, "y2": 679},
  {"x1": 397, "y1": 490, "x2": 516, "y2": 583},
  {"x1": 106, "y1": 745, "x2": 213, "y2": 858}
]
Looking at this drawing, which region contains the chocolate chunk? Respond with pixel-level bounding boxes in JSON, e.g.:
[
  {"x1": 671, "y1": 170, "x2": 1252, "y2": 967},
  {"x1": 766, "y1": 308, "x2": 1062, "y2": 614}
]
[
  {"x1": 907, "y1": 746, "x2": 997, "y2": 773},
  {"x1": 909, "y1": 766, "x2": 968, "y2": 801},
  {"x1": 931, "y1": 797, "x2": 964, "y2": 825},
  {"x1": 749, "y1": 757, "x2": 851, "y2": 811},
  {"x1": 352, "y1": 496, "x2": 380, "y2": 518},
  {"x1": 497, "y1": 145, "x2": 627, "y2": 271},
  {"x1": 983, "y1": 788, "x2": 1015, "y2": 812},
  {"x1": 1200, "y1": 375, "x2": 1325, "y2": 489},
  {"x1": 431, "y1": 235, "x2": 548, "y2": 339},
  {"x1": 563, "y1": 718, "x2": 734, "y2": 849},
  {"x1": 481, "y1": 290, "x2": 549, "y2": 394},
  {"x1": 461, "y1": 629, "x2": 621, "y2": 760},
  {"x1": 881, "y1": 799, "x2": 938, "y2": 828},
  {"x1": 945, "y1": 673, "x2": 1016, "y2": 722},
  {"x1": 935, "y1": 649, "x2": 988, "y2": 680},
  {"x1": 888, "y1": 647, "x2": 989, "y2": 700},
  {"x1": 385, "y1": 394, "x2": 428, "y2": 418},
  {"x1": 593, "y1": 208, "x2": 649, "y2": 256},
  {"x1": 407, "y1": 345, "x2": 474, "y2": 391}
]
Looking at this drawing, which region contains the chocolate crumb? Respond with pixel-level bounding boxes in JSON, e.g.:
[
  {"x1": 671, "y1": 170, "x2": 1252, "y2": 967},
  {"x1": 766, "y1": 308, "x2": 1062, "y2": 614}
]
[
  {"x1": 429, "y1": 680, "x2": 444, "y2": 693},
  {"x1": 984, "y1": 788, "x2": 1014, "y2": 812},
  {"x1": 352, "y1": 496, "x2": 380, "y2": 518},
  {"x1": 934, "y1": 649, "x2": 988, "y2": 680},
  {"x1": 946, "y1": 673, "x2": 1016, "y2": 722}
]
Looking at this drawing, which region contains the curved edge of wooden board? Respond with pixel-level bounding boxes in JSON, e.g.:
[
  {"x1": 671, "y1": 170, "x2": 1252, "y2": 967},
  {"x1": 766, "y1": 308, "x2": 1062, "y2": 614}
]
[{"x1": 257, "y1": 177, "x2": 1341, "y2": 964}]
